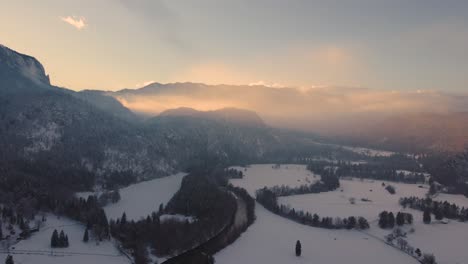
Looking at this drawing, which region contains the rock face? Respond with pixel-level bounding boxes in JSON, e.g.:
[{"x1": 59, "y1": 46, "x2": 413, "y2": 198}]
[{"x1": 0, "y1": 44, "x2": 50, "y2": 85}]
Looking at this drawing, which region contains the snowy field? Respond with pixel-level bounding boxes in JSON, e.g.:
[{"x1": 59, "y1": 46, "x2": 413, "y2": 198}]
[
  {"x1": 309, "y1": 141, "x2": 396, "y2": 157},
  {"x1": 216, "y1": 203, "x2": 419, "y2": 264},
  {"x1": 222, "y1": 164, "x2": 468, "y2": 264},
  {"x1": 78, "y1": 172, "x2": 187, "y2": 221},
  {"x1": 279, "y1": 178, "x2": 428, "y2": 220},
  {"x1": 230, "y1": 164, "x2": 319, "y2": 196},
  {"x1": 104, "y1": 172, "x2": 186, "y2": 221},
  {"x1": 279, "y1": 177, "x2": 468, "y2": 264},
  {"x1": 0, "y1": 214, "x2": 129, "y2": 264},
  {"x1": 404, "y1": 215, "x2": 468, "y2": 264},
  {"x1": 342, "y1": 146, "x2": 395, "y2": 157}
]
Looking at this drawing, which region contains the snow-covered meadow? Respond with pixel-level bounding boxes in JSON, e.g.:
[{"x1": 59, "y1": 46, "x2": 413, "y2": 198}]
[
  {"x1": 279, "y1": 178, "x2": 428, "y2": 220},
  {"x1": 216, "y1": 199, "x2": 419, "y2": 264},
  {"x1": 104, "y1": 172, "x2": 187, "y2": 221},
  {"x1": 1, "y1": 172, "x2": 188, "y2": 264},
  {"x1": 0, "y1": 214, "x2": 129, "y2": 264},
  {"x1": 220, "y1": 164, "x2": 468, "y2": 264},
  {"x1": 78, "y1": 172, "x2": 187, "y2": 221},
  {"x1": 229, "y1": 164, "x2": 319, "y2": 196}
]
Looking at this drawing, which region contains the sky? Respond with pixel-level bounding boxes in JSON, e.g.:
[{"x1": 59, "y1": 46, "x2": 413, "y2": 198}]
[{"x1": 1, "y1": 0, "x2": 468, "y2": 92}]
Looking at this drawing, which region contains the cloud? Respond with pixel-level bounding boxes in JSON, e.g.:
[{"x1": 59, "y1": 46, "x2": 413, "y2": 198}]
[
  {"x1": 60, "y1": 16, "x2": 87, "y2": 30},
  {"x1": 112, "y1": 83, "x2": 468, "y2": 134},
  {"x1": 248, "y1": 81, "x2": 284, "y2": 88},
  {"x1": 135, "y1": 80, "x2": 156, "y2": 88}
]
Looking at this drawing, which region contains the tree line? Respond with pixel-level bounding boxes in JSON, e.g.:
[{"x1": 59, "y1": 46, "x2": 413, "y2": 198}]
[
  {"x1": 378, "y1": 211, "x2": 413, "y2": 229},
  {"x1": 400, "y1": 196, "x2": 468, "y2": 222},
  {"x1": 110, "y1": 171, "x2": 240, "y2": 264},
  {"x1": 256, "y1": 188, "x2": 369, "y2": 230},
  {"x1": 307, "y1": 160, "x2": 426, "y2": 184}
]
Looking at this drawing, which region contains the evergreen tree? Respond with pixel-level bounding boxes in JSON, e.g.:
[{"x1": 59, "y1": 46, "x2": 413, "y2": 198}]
[
  {"x1": 312, "y1": 214, "x2": 320, "y2": 227},
  {"x1": 423, "y1": 209, "x2": 432, "y2": 224},
  {"x1": 406, "y1": 213, "x2": 413, "y2": 224},
  {"x1": 422, "y1": 254, "x2": 437, "y2": 264},
  {"x1": 121, "y1": 212, "x2": 127, "y2": 226},
  {"x1": 83, "y1": 228, "x2": 89, "y2": 242},
  {"x1": 51, "y1": 229, "x2": 59, "y2": 248},
  {"x1": 396, "y1": 212, "x2": 405, "y2": 226},
  {"x1": 358, "y1": 217, "x2": 370, "y2": 229},
  {"x1": 379, "y1": 211, "x2": 388, "y2": 229},
  {"x1": 434, "y1": 208, "x2": 443, "y2": 221},
  {"x1": 59, "y1": 230, "x2": 66, "y2": 247},
  {"x1": 415, "y1": 248, "x2": 422, "y2": 257},
  {"x1": 295, "y1": 240, "x2": 302, "y2": 257},
  {"x1": 64, "y1": 235, "x2": 69, "y2": 247},
  {"x1": 0, "y1": 223, "x2": 3, "y2": 240},
  {"x1": 5, "y1": 255, "x2": 13, "y2": 264},
  {"x1": 346, "y1": 216, "x2": 357, "y2": 229},
  {"x1": 388, "y1": 212, "x2": 395, "y2": 228}
]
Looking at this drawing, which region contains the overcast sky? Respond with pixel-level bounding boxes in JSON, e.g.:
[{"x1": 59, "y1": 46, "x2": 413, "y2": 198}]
[{"x1": 1, "y1": 0, "x2": 467, "y2": 92}]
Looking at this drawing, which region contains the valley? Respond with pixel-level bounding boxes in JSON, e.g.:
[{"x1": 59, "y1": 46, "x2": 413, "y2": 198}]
[{"x1": 1, "y1": 42, "x2": 468, "y2": 264}]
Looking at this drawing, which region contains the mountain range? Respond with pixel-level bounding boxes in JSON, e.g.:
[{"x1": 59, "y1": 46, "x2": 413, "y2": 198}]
[
  {"x1": 1, "y1": 43, "x2": 467, "y2": 193},
  {"x1": 0, "y1": 45, "x2": 304, "y2": 190},
  {"x1": 99, "y1": 81, "x2": 468, "y2": 153}
]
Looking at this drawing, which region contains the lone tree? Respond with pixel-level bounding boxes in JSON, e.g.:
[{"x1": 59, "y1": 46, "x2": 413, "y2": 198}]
[
  {"x1": 5, "y1": 255, "x2": 14, "y2": 264},
  {"x1": 423, "y1": 209, "x2": 432, "y2": 224},
  {"x1": 295, "y1": 240, "x2": 302, "y2": 257},
  {"x1": 83, "y1": 228, "x2": 89, "y2": 242}
]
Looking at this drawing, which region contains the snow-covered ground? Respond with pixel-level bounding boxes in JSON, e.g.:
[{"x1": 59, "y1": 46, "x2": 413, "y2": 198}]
[
  {"x1": 105, "y1": 172, "x2": 186, "y2": 221},
  {"x1": 78, "y1": 172, "x2": 187, "y2": 221},
  {"x1": 279, "y1": 177, "x2": 468, "y2": 264},
  {"x1": 309, "y1": 140, "x2": 396, "y2": 157},
  {"x1": 403, "y1": 215, "x2": 468, "y2": 264},
  {"x1": 2, "y1": 173, "x2": 188, "y2": 264},
  {"x1": 216, "y1": 203, "x2": 419, "y2": 264},
  {"x1": 160, "y1": 214, "x2": 196, "y2": 223},
  {"x1": 342, "y1": 146, "x2": 395, "y2": 157},
  {"x1": 222, "y1": 164, "x2": 468, "y2": 264},
  {"x1": 279, "y1": 178, "x2": 428, "y2": 220},
  {"x1": 0, "y1": 214, "x2": 129, "y2": 264},
  {"x1": 229, "y1": 164, "x2": 318, "y2": 196}
]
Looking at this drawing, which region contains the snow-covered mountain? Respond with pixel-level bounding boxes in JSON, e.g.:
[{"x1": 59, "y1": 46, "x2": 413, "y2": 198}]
[
  {"x1": 0, "y1": 45, "x2": 296, "y2": 190},
  {"x1": 108, "y1": 82, "x2": 468, "y2": 153}
]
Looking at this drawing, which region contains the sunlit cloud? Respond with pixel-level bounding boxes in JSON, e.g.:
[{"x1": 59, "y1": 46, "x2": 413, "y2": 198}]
[
  {"x1": 60, "y1": 16, "x2": 87, "y2": 30},
  {"x1": 111, "y1": 84, "x2": 468, "y2": 133},
  {"x1": 135, "y1": 80, "x2": 156, "y2": 88},
  {"x1": 248, "y1": 81, "x2": 284, "y2": 88}
]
